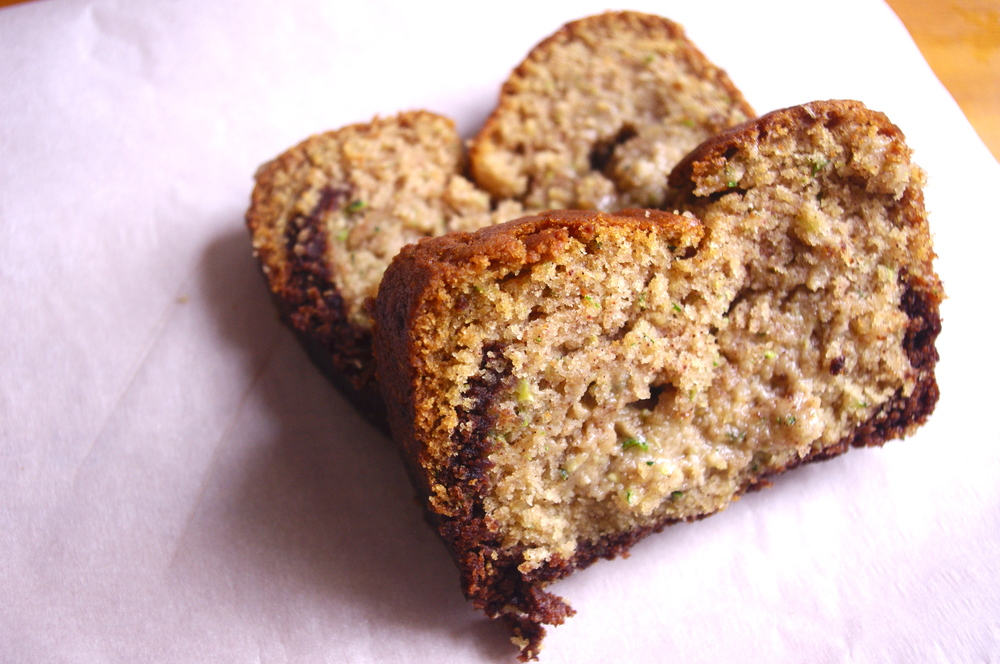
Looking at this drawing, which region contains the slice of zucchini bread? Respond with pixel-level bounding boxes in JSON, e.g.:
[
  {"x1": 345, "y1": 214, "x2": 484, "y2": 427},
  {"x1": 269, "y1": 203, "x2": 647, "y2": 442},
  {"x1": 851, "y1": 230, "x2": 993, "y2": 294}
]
[
  {"x1": 246, "y1": 111, "x2": 527, "y2": 418},
  {"x1": 469, "y1": 11, "x2": 755, "y2": 211},
  {"x1": 373, "y1": 102, "x2": 942, "y2": 660},
  {"x1": 665, "y1": 99, "x2": 943, "y2": 462},
  {"x1": 374, "y1": 209, "x2": 707, "y2": 659}
]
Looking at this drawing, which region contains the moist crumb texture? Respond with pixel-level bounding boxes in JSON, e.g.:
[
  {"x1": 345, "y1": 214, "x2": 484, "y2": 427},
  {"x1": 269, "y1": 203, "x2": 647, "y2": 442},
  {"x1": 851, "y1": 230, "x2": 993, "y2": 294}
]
[
  {"x1": 245, "y1": 11, "x2": 753, "y2": 417},
  {"x1": 246, "y1": 111, "x2": 525, "y2": 401},
  {"x1": 374, "y1": 101, "x2": 942, "y2": 661},
  {"x1": 470, "y1": 11, "x2": 754, "y2": 211}
]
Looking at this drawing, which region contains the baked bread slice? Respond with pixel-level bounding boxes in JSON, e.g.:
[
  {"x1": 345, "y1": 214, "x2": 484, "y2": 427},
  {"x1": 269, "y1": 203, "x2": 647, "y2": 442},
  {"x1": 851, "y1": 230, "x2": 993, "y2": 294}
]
[
  {"x1": 246, "y1": 111, "x2": 527, "y2": 418},
  {"x1": 469, "y1": 11, "x2": 755, "y2": 210},
  {"x1": 374, "y1": 209, "x2": 707, "y2": 659},
  {"x1": 373, "y1": 101, "x2": 942, "y2": 660},
  {"x1": 246, "y1": 12, "x2": 754, "y2": 422},
  {"x1": 666, "y1": 99, "x2": 942, "y2": 459}
]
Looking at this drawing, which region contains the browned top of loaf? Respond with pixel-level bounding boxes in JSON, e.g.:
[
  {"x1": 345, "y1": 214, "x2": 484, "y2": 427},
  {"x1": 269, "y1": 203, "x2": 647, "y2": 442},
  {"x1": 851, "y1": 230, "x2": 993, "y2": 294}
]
[
  {"x1": 385, "y1": 208, "x2": 700, "y2": 273},
  {"x1": 669, "y1": 100, "x2": 903, "y2": 196}
]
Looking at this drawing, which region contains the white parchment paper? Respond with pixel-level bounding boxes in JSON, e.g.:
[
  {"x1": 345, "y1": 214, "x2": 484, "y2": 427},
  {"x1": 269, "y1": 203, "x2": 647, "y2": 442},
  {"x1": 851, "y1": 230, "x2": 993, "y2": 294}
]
[{"x1": 2, "y1": 1, "x2": 998, "y2": 661}]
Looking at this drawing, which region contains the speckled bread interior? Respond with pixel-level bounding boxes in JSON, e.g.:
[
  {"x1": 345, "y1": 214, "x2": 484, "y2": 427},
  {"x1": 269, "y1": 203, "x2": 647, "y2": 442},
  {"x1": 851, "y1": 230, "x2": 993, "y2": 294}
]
[
  {"x1": 373, "y1": 101, "x2": 942, "y2": 660},
  {"x1": 246, "y1": 111, "x2": 523, "y2": 418},
  {"x1": 244, "y1": 11, "x2": 753, "y2": 421},
  {"x1": 469, "y1": 11, "x2": 753, "y2": 210}
]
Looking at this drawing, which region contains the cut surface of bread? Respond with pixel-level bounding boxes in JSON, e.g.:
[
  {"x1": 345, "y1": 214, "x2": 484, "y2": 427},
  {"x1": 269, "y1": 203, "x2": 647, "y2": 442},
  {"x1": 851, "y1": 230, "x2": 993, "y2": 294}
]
[
  {"x1": 666, "y1": 99, "x2": 942, "y2": 472},
  {"x1": 373, "y1": 101, "x2": 942, "y2": 660},
  {"x1": 245, "y1": 12, "x2": 753, "y2": 421},
  {"x1": 246, "y1": 111, "x2": 527, "y2": 413},
  {"x1": 470, "y1": 11, "x2": 754, "y2": 210}
]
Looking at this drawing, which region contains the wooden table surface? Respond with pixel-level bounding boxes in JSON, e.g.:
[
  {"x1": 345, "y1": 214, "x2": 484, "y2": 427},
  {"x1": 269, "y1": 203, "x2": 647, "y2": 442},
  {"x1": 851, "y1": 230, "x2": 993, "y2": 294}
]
[
  {"x1": 886, "y1": 0, "x2": 1000, "y2": 161},
  {"x1": 2, "y1": 0, "x2": 998, "y2": 162}
]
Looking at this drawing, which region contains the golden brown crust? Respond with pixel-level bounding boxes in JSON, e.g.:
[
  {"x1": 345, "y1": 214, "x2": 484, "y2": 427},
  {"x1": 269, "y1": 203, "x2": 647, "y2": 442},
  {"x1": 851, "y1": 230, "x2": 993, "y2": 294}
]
[{"x1": 668, "y1": 100, "x2": 903, "y2": 197}]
